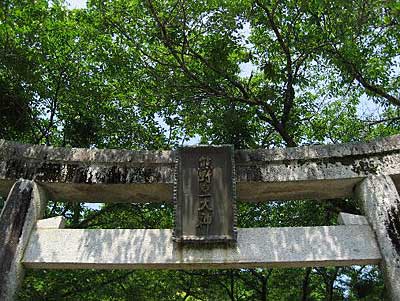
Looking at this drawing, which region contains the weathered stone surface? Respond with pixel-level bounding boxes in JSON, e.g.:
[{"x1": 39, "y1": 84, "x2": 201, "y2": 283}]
[
  {"x1": 355, "y1": 176, "x2": 400, "y2": 301},
  {"x1": 1, "y1": 136, "x2": 399, "y2": 202},
  {"x1": 338, "y1": 212, "x2": 368, "y2": 225},
  {"x1": 0, "y1": 180, "x2": 46, "y2": 301},
  {"x1": 36, "y1": 216, "x2": 65, "y2": 229},
  {"x1": 235, "y1": 135, "x2": 400, "y2": 201},
  {"x1": 23, "y1": 226, "x2": 381, "y2": 270},
  {"x1": 0, "y1": 139, "x2": 175, "y2": 202}
]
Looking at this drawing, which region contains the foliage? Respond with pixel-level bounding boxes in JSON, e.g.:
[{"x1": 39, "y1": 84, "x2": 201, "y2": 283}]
[{"x1": 0, "y1": 0, "x2": 399, "y2": 300}]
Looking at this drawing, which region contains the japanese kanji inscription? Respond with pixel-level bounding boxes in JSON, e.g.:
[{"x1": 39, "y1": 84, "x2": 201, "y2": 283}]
[{"x1": 173, "y1": 145, "x2": 237, "y2": 244}]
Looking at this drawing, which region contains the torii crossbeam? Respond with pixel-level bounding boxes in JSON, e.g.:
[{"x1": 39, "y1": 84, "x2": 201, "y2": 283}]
[{"x1": 0, "y1": 136, "x2": 399, "y2": 300}]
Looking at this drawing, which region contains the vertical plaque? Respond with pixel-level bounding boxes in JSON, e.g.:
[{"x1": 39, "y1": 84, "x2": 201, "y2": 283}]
[{"x1": 173, "y1": 145, "x2": 237, "y2": 244}]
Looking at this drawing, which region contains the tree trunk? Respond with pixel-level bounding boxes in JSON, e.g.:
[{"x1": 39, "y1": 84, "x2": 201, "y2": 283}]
[
  {"x1": 230, "y1": 270, "x2": 235, "y2": 301},
  {"x1": 301, "y1": 267, "x2": 312, "y2": 301},
  {"x1": 72, "y1": 202, "x2": 81, "y2": 227},
  {"x1": 261, "y1": 278, "x2": 267, "y2": 301}
]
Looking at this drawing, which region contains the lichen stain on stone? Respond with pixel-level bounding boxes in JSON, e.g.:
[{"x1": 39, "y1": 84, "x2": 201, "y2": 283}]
[
  {"x1": 63, "y1": 164, "x2": 85, "y2": 183},
  {"x1": 282, "y1": 159, "x2": 292, "y2": 167},
  {"x1": 243, "y1": 166, "x2": 262, "y2": 182},
  {"x1": 5, "y1": 159, "x2": 37, "y2": 179},
  {"x1": 36, "y1": 163, "x2": 62, "y2": 182},
  {"x1": 144, "y1": 167, "x2": 162, "y2": 183},
  {"x1": 385, "y1": 199, "x2": 400, "y2": 256},
  {"x1": 352, "y1": 159, "x2": 379, "y2": 175},
  {"x1": 69, "y1": 165, "x2": 163, "y2": 184},
  {"x1": 106, "y1": 166, "x2": 141, "y2": 184},
  {"x1": 0, "y1": 180, "x2": 33, "y2": 291},
  {"x1": 295, "y1": 153, "x2": 386, "y2": 174},
  {"x1": 103, "y1": 166, "x2": 123, "y2": 184}
]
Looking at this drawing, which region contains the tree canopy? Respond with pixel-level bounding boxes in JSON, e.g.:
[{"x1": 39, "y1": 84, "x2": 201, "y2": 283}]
[{"x1": 1, "y1": 0, "x2": 399, "y2": 300}]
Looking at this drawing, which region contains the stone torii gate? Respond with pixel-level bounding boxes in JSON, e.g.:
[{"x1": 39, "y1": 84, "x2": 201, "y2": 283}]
[{"x1": 0, "y1": 136, "x2": 400, "y2": 300}]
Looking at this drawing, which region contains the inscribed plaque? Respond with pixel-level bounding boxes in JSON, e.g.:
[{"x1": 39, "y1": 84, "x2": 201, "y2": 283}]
[{"x1": 173, "y1": 145, "x2": 237, "y2": 244}]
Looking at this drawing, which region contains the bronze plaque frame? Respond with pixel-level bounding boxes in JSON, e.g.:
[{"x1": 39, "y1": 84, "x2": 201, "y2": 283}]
[{"x1": 173, "y1": 145, "x2": 237, "y2": 244}]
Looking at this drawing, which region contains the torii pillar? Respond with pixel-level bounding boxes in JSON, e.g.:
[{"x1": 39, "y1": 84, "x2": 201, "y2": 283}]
[{"x1": 356, "y1": 176, "x2": 400, "y2": 300}]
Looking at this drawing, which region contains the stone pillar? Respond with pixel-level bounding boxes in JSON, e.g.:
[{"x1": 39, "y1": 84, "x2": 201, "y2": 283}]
[
  {"x1": 355, "y1": 175, "x2": 400, "y2": 300},
  {"x1": 0, "y1": 180, "x2": 46, "y2": 301}
]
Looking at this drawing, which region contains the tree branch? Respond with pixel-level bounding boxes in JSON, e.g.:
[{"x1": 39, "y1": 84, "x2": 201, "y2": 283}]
[
  {"x1": 330, "y1": 46, "x2": 400, "y2": 107},
  {"x1": 254, "y1": 0, "x2": 295, "y2": 126}
]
